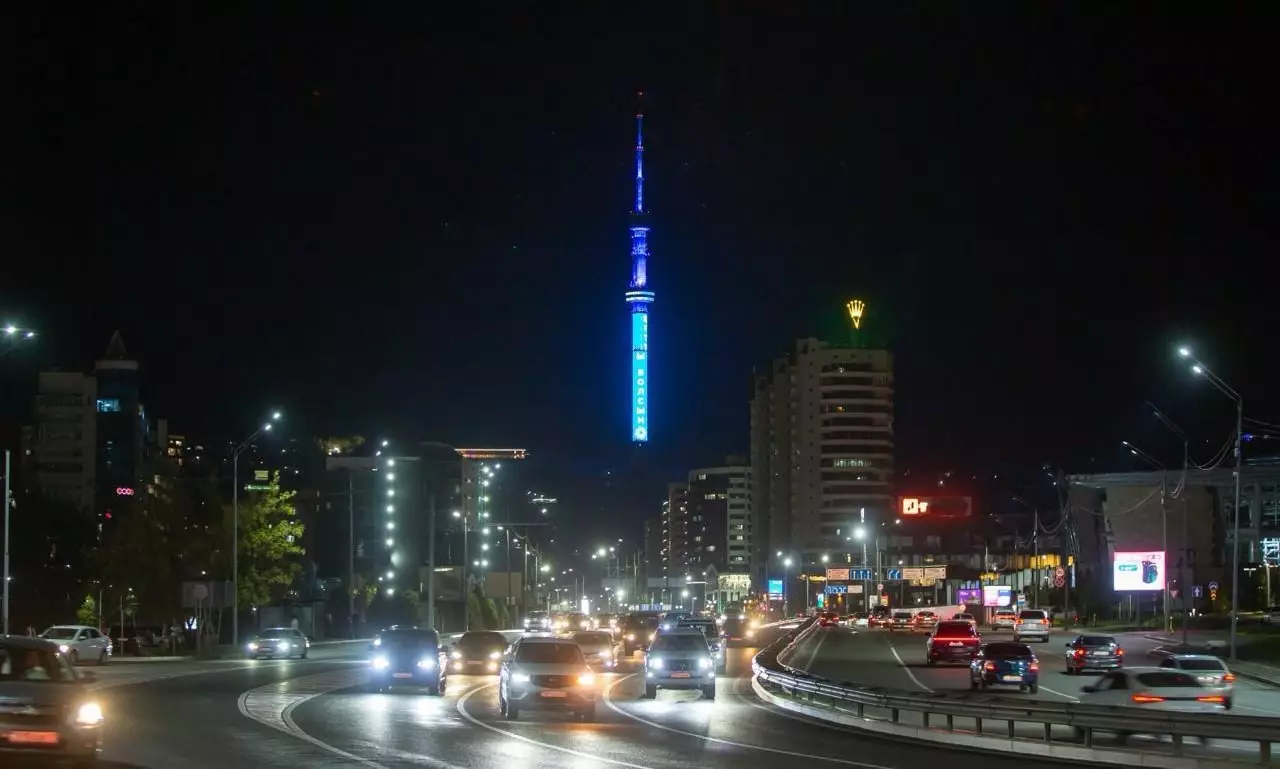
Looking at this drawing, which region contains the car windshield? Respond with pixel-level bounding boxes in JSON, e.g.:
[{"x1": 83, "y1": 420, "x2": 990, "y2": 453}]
[
  {"x1": 651, "y1": 634, "x2": 708, "y2": 652},
  {"x1": 380, "y1": 630, "x2": 438, "y2": 649},
  {"x1": 1177, "y1": 659, "x2": 1227, "y2": 671},
  {"x1": 517, "y1": 643, "x2": 584, "y2": 664},
  {"x1": 984, "y1": 643, "x2": 1033, "y2": 658},
  {"x1": 457, "y1": 632, "x2": 506, "y2": 651},
  {"x1": 40, "y1": 627, "x2": 79, "y2": 640},
  {"x1": 573, "y1": 632, "x2": 612, "y2": 645},
  {"x1": 257, "y1": 628, "x2": 295, "y2": 640},
  {"x1": 0, "y1": 644, "x2": 70, "y2": 682},
  {"x1": 1079, "y1": 636, "x2": 1115, "y2": 646}
]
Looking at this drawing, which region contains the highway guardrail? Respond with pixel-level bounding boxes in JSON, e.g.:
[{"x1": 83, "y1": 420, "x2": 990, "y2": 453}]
[{"x1": 753, "y1": 619, "x2": 1280, "y2": 766}]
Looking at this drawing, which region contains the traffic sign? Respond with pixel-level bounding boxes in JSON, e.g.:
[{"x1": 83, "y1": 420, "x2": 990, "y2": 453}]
[
  {"x1": 850, "y1": 568, "x2": 873, "y2": 581},
  {"x1": 1193, "y1": 585, "x2": 1203, "y2": 598},
  {"x1": 885, "y1": 568, "x2": 902, "y2": 580},
  {"x1": 825, "y1": 584, "x2": 847, "y2": 595},
  {"x1": 1209, "y1": 581, "x2": 1220, "y2": 591},
  {"x1": 876, "y1": 583, "x2": 884, "y2": 592},
  {"x1": 1054, "y1": 576, "x2": 1066, "y2": 588},
  {"x1": 1055, "y1": 566, "x2": 1065, "y2": 578}
]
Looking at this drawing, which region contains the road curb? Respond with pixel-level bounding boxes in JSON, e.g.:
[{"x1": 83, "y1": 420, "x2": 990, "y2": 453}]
[{"x1": 750, "y1": 675, "x2": 1251, "y2": 768}]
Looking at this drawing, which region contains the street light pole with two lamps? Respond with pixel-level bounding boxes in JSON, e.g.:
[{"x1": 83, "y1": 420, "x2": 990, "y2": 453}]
[
  {"x1": 1178, "y1": 346, "x2": 1245, "y2": 661},
  {"x1": 232, "y1": 411, "x2": 282, "y2": 645}
]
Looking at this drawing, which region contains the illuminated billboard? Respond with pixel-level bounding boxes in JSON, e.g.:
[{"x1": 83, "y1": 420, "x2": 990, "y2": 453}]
[
  {"x1": 956, "y1": 587, "x2": 981, "y2": 605},
  {"x1": 899, "y1": 495, "x2": 972, "y2": 519},
  {"x1": 631, "y1": 312, "x2": 649, "y2": 442},
  {"x1": 982, "y1": 585, "x2": 1012, "y2": 607},
  {"x1": 1113, "y1": 551, "x2": 1165, "y2": 592},
  {"x1": 767, "y1": 579, "x2": 783, "y2": 596}
]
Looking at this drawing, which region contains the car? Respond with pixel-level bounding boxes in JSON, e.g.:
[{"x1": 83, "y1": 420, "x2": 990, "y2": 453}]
[
  {"x1": 1078, "y1": 668, "x2": 1226, "y2": 714},
  {"x1": 367, "y1": 625, "x2": 447, "y2": 694},
  {"x1": 913, "y1": 611, "x2": 938, "y2": 631},
  {"x1": 676, "y1": 617, "x2": 726, "y2": 671},
  {"x1": 245, "y1": 627, "x2": 310, "y2": 659},
  {"x1": 1013, "y1": 609, "x2": 1050, "y2": 642},
  {"x1": 0, "y1": 637, "x2": 103, "y2": 766},
  {"x1": 1157, "y1": 654, "x2": 1236, "y2": 709},
  {"x1": 659, "y1": 612, "x2": 691, "y2": 631},
  {"x1": 926, "y1": 621, "x2": 981, "y2": 665},
  {"x1": 556, "y1": 613, "x2": 591, "y2": 632},
  {"x1": 817, "y1": 611, "x2": 839, "y2": 627},
  {"x1": 620, "y1": 613, "x2": 660, "y2": 655},
  {"x1": 643, "y1": 629, "x2": 717, "y2": 700},
  {"x1": 499, "y1": 636, "x2": 597, "y2": 721},
  {"x1": 952, "y1": 612, "x2": 976, "y2": 625},
  {"x1": 970, "y1": 641, "x2": 1039, "y2": 693},
  {"x1": 887, "y1": 611, "x2": 913, "y2": 632},
  {"x1": 1063, "y1": 634, "x2": 1124, "y2": 675},
  {"x1": 991, "y1": 609, "x2": 1018, "y2": 631},
  {"x1": 868, "y1": 609, "x2": 891, "y2": 628},
  {"x1": 38, "y1": 626, "x2": 112, "y2": 666},
  {"x1": 571, "y1": 631, "x2": 618, "y2": 669},
  {"x1": 523, "y1": 610, "x2": 552, "y2": 632},
  {"x1": 448, "y1": 631, "x2": 508, "y2": 675},
  {"x1": 721, "y1": 615, "x2": 749, "y2": 645}
]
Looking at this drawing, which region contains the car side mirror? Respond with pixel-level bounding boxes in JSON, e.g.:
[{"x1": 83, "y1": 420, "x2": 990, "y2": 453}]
[
  {"x1": 1081, "y1": 685, "x2": 1096, "y2": 693},
  {"x1": 78, "y1": 671, "x2": 97, "y2": 684}
]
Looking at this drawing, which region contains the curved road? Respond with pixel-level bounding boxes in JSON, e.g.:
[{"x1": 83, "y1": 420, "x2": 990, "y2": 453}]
[{"x1": 83, "y1": 632, "x2": 1103, "y2": 769}]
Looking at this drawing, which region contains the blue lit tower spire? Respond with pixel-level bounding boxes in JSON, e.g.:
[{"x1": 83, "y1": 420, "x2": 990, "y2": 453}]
[{"x1": 625, "y1": 93, "x2": 654, "y2": 443}]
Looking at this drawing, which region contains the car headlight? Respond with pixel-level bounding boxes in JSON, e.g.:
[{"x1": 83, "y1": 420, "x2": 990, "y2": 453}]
[
  {"x1": 247, "y1": 642, "x2": 259, "y2": 651},
  {"x1": 76, "y1": 702, "x2": 104, "y2": 726},
  {"x1": 417, "y1": 658, "x2": 435, "y2": 670},
  {"x1": 371, "y1": 655, "x2": 390, "y2": 670},
  {"x1": 372, "y1": 637, "x2": 382, "y2": 647},
  {"x1": 451, "y1": 651, "x2": 462, "y2": 659},
  {"x1": 489, "y1": 651, "x2": 501, "y2": 660},
  {"x1": 649, "y1": 657, "x2": 664, "y2": 669},
  {"x1": 59, "y1": 644, "x2": 70, "y2": 654},
  {"x1": 625, "y1": 633, "x2": 635, "y2": 641},
  {"x1": 512, "y1": 672, "x2": 531, "y2": 683},
  {"x1": 578, "y1": 673, "x2": 595, "y2": 687},
  {"x1": 699, "y1": 657, "x2": 713, "y2": 669},
  {"x1": 278, "y1": 642, "x2": 291, "y2": 651}
]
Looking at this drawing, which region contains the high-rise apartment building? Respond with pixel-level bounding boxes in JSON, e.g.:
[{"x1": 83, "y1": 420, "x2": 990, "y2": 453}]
[
  {"x1": 662, "y1": 482, "x2": 689, "y2": 578},
  {"x1": 750, "y1": 336, "x2": 894, "y2": 582},
  {"x1": 686, "y1": 460, "x2": 752, "y2": 574}
]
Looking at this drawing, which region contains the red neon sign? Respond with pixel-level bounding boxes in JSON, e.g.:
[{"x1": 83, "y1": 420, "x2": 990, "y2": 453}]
[{"x1": 116, "y1": 487, "x2": 135, "y2": 496}]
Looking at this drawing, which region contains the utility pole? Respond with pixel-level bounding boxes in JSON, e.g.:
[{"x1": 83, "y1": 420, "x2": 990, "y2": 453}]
[
  {"x1": 1058, "y1": 468, "x2": 1073, "y2": 632},
  {"x1": 3, "y1": 449, "x2": 11, "y2": 636},
  {"x1": 1161, "y1": 471, "x2": 1170, "y2": 634},
  {"x1": 1032, "y1": 508, "x2": 1040, "y2": 609},
  {"x1": 427, "y1": 487, "x2": 437, "y2": 631},
  {"x1": 348, "y1": 472, "x2": 355, "y2": 638}
]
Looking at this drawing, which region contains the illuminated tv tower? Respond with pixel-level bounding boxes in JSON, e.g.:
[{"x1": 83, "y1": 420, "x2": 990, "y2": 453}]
[{"x1": 625, "y1": 94, "x2": 654, "y2": 443}]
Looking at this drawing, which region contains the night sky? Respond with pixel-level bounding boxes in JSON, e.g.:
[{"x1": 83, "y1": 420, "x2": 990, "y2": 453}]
[{"x1": 7, "y1": 5, "x2": 1275, "y2": 532}]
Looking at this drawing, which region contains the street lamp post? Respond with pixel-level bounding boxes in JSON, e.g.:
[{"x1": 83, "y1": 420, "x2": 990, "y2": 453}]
[
  {"x1": 782, "y1": 557, "x2": 793, "y2": 616},
  {"x1": 1123, "y1": 440, "x2": 1169, "y2": 634},
  {"x1": 231, "y1": 411, "x2": 281, "y2": 646},
  {"x1": 1179, "y1": 347, "x2": 1244, "y2": 660},
  {"x1": 1150, "y1": 404, "x2": 1193, "y2": 646}
]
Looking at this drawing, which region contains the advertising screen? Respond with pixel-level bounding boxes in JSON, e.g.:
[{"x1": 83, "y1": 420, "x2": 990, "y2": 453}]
[
  {"x1": 1113, "y1": 551, "x2": 1165, "y2": 591},
  {"x1": 767, "y1": 579, "x2": 783, "y2": 596},
  {"x1": 956, "y1": 587, "x2": 981, "y2": 605},
  {"x1": 982, "y1": 585, "x2": 1012, "y2": 607},
  {"x1": 630, "y1": 313, "x2": 649, "y2": 442}
]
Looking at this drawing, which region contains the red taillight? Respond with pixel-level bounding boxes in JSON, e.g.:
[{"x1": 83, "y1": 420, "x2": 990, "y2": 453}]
[
  {"x1": 1073, "y1": 648, "x2": 1085, "y2": 657},
  {"x1": 1131, "y1": 694, "x2": 1164, "y2": 704},
  {"x1": 1116, "y1": 648, "x2": 1124, "y2": 656},
  {"x1": 1223, "y1": 673, "x2": 1236, "y2": 683},
  {"x1": 984, "y1": 661, "x2": 996, "y2": 671},
  {"x1": 1029, "y1": 662, "x2": 1040, "y2": 671}
]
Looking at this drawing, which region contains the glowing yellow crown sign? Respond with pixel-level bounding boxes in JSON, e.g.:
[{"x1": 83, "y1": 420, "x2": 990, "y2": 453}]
[{"x1": 846, "y1": 299, "x2": 866, "y2": 330}]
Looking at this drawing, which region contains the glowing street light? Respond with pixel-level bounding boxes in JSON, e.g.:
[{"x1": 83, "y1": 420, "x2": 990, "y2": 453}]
[{"x1": 232, "y1": 409, "x2": 283, "y2": 644}]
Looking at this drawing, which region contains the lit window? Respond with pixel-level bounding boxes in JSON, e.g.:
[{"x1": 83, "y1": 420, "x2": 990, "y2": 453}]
[{"x1": 96, "y1": 398, "x2": 121, "y2": 413}]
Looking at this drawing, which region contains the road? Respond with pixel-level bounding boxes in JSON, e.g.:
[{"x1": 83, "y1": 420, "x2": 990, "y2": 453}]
[
  {"x1": 790, "y1": 624, "x2": 1280, "y2": 716},
  {"x1": 64, "y1": 630, "x2": 1103, "y2": 769}
]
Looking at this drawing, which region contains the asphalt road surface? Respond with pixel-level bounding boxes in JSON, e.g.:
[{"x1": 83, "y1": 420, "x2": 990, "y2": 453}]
[
  {"x1": 792, "y1": 624, "x2": 1280, "y2": 716},
  {"x1": 51, "y1": 630, "x2": 1105, "y2": 769}
]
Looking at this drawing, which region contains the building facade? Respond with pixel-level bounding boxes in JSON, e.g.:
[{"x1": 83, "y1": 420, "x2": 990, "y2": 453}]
[
  {"x1": 750, "y1": 337, "x2": 894, "y2": 583},
  {"x1": 662, "y1": 482, "x2": 689, "y2": 580},
  {"x1": 685, "y1": 460, "x2": 751, "y2": 574}
]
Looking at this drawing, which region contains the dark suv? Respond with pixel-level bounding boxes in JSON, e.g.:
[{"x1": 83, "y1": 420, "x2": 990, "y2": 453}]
[{"x1": 620, "y1": 614, "x2": 660, "y2": 655}]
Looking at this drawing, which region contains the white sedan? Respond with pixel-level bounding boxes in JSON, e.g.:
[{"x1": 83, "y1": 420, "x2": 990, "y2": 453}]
[{"x1": 40, "y1": 625, "x2": 113, "y2": 665}]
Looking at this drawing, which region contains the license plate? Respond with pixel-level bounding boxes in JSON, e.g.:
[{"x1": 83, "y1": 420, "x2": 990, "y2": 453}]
[
  {"x1": 541, "y1": 690, "x2": 567, "y2": 698},
  {"x1": 8, "y1": 731, "x2": 60, "y2": 745},
  {"x1": 393, "y1": 672, "x2": 414, "y2": 678},
  {"x1": 1001, "y1": 675, "x2": 1021, "y2": 682},
  {"x1": 671, "y1": 671, "x2": 692, "y2": 678},
  {"x1": 949, "y1": 642, "x2": 963, "y2": 646},
  {"x1": 1092, "y1": 651, "x2": 1108, "y2": 657}
]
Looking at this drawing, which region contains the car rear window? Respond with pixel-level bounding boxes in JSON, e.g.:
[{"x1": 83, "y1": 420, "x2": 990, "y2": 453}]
[
  {"x1": 1177, "y1": 659, "x2": 1227, "y2": 671},
  {"x1": 1136, "y1": 671, "x2": 1199, "y2": 687},
  {"x1": 934, "y1": 622, "x2": 977, "y2": 637},
  {"x1": 893, "y1": 612, "x2": 912, "y2": 619},
  {"x1": 1078, "y1": 636, "x2": 1115, "y2": 646},
  {"x1": 984, "y1": 642, "x2": 1033, "y2": 658},
  {"x1": 1019, "y1": 610, "x2": 1047, "y2": 620}
]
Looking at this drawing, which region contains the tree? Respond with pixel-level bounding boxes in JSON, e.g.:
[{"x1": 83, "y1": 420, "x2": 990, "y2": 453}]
[
  {"x1": 232, "y1": 472, "x2": 306, "y2": 609},
  {"x1": 76, "y1": 595, "x2": 97, "y2": 626}
]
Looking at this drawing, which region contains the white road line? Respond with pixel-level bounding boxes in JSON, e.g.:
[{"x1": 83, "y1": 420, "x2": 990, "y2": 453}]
[
  {"x1": 603, "y1": 673, "x2": 895, "y2": 769},
  {"x1": 884, "y1": 639, "x2": 934, "y2": 693},
  {"x1": 801, "y1": 628, "x2": 830, "y2": 669},
  {"x1": 454, "y1": 682, "x2": 656, "y2": 769},
  {"x1": 1035, "y1": 684, "x2": 1080, "y2": 702},
  {"x1": 237, "y1": 668, "x2": 463, "y2": 769}
]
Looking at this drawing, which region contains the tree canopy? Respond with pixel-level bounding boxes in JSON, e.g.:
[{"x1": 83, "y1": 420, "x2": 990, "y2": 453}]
[{"x1": 233, "y1": 471, "x2": 306, "y2": 608}]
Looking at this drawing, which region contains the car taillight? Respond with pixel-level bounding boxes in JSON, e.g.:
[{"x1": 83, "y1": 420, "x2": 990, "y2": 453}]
[
  {"x1": 1223, "y1": 673, "x2": 1236, "y2": 683},
  {"x1": 1197, "y1": 695, "x2": 1226, "y2": 703},
  {"x1": 1131, "y1": 694, "x2": 1164, "y2": 703},
  {"x1": 1073, "y1": 649, "x2": 1085, "y2": 657},
  {"x1": 984, "y1": 661, "x2": 996, "y2": 670},
  {"x1": 1029, "y1": 662, "x2": 1039, "y2": 671},
  {"x1": 1116, "y1": 648, "x2": 1124, "y2": 656}
]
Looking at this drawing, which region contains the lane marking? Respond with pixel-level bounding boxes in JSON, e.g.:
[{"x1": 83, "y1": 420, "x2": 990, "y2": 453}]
[
  {"x1": 603, "y1": 673, "x2": 895, "y2": 769},
  {"x1": 238, "y1": 667, "x2": 464, "y2": 769},
  {"x1": 801, "y1": 628, "x2": 830, "y2": 670},
  {"x1": 1035, "y1": 684, "x2": 1079, "y2": 702},
  {"x1": 884, "y1": 638, "x2": 934, "y2": 693},
  {"x1": 455, "y1": 682, "x2": 656, "y2": 769}
]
